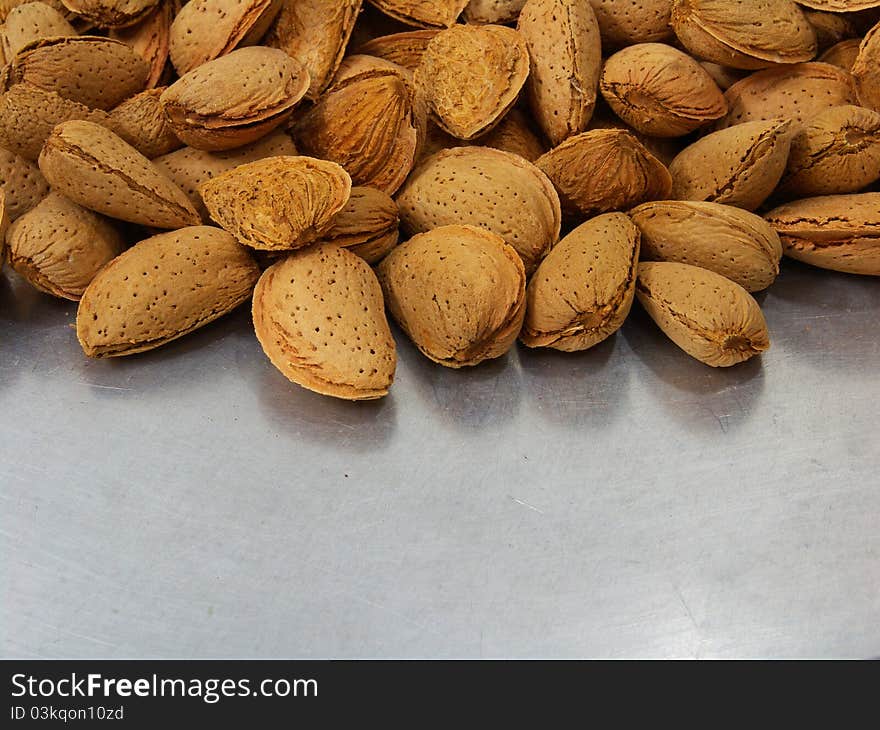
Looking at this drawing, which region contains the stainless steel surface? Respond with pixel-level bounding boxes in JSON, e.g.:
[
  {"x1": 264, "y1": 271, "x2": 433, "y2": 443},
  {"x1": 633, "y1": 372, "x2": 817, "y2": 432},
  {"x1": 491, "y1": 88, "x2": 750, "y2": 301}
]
[{"x1": 2, "y1": 261, "x2": 879, "y2": 659}]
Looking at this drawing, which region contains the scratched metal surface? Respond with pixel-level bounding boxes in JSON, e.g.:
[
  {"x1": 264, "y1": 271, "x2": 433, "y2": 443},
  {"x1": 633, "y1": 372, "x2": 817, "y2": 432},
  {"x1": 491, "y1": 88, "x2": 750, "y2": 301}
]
[{"x1": 2, "y1": 260, "x2": 879, "y2": 659}]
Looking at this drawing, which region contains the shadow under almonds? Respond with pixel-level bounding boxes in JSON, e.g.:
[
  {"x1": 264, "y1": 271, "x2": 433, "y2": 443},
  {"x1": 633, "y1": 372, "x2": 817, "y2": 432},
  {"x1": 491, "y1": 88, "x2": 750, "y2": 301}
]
[{"x1": 516, "y1": 334, "x2": 630, "y2": 430}]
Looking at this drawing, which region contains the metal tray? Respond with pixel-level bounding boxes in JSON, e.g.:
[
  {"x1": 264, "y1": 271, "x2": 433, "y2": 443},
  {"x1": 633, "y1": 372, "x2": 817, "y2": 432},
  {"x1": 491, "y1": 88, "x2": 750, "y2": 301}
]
[{"x1": 2, "y1": 261, "x2": 878, "y2": 658}]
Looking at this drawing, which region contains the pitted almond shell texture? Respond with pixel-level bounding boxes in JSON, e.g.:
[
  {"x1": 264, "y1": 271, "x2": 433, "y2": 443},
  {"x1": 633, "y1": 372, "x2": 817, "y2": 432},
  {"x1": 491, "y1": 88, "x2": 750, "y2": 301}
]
[
  {"x1": 396, "y1": 146, "x2": 561, "y2": 275},
  {"x1": 160, "y1": 46, "x2": 310, "y2": 152},
  {"x1": 852, "y1": 20, "x2": 880, "y2": 112},
  {"x1": 464, "y1": 0, "x2": 526, "y2": 24},
  {"x1": 0, "y1": 145, "x2": 49, "y2": 219},
  {"x1": 198, "y1": 155, "x2": 352, "y2": 251},
  {"x1": 38, "y1": 119, "x2": 201, "y2": 228},
  {"x1": 320, "y1": 186, "x2": 399, "y2": 264},
  {"x1": 521, "y1": 213, "x2": 640, "y2": 351},
  {"x1": 764, "y1": 193, "x2": 880, "y2": 275},
  {"x1": 109, "y1": 87, "x2": 182, "y2": 159},
  {"x1": 804, "y1": 9, "x2": 857, "y2": 52},
  {"x1": 364, "y1": 0, "x2": 468, "y2": 29},
  {"x1": 630, "y1": 200, "x2": 782, "y2": 291},
  {"x1": 7, "y1": 191, "x2": 125, "y2": 300},
  {"x1": 252, "y1": 244, "x2": 396, "y2": 400},
  {"x1": 636, "y1": 261, "x2": 770, "y2": 367},
  {"x1": 535, "y1": 128, "x2": 672, "y2": 218},
  {"x1": 59, "y1": 0, "x2": 160, "y2": 28},
  {"x1": 599, "y1": 42, "x2": 727, "y2": 137},
  {"x1": 414, "y1": 23, "x2": 529, "y2": 140},
  {"x1": 110, "y1": 0, "x2": 177, "y2": 89},
  {"x1": 354, "y1": 29, "x2": 438, "y2": 69},
  {"x1": 1, "y1": 2, "x2": 75, "y2": 59},
  {"x1": 76, "y1": 225, "x2": 261, "y2": 357},
  {"x1": 377, "y1": 224, "x2": 526, "y2": 368},
  {"x1": 588, "y1": 0, "x2": 674, "y2": 49},
  {"x1": 518, "y1": 0, "x2": 601, "y2": 147}
]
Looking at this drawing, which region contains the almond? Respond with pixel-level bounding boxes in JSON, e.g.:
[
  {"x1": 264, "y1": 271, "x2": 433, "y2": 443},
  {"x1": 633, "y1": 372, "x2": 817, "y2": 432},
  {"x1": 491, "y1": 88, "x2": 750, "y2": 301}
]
[
  {"x1": 477, "y1": 108, "x2": 546, "y2": 162},
  {"x1": 668, "y1": 119, "x2": 792, "y2": 211},
  {"x1": 521, "y1": 213, "x2": 640, "y2": 351},
  {"x1": 109, "y1": 0, "x2": 176, "y2": 89},
  {"x1": 59, "y1": 0, "x2": 160, "y2": 28},
  {"x1": 804, "y1": 8, "x2": 858, "y2": 52},
  {"x1": 600, "y1": 42, "x2": 727, "y2": 137},
  {"x1": 852, "y1": 20, "x2": 880, "y2": 112},
  {"x1": 364, "y1": 0, "x2": 468, "y2": 28},
  {"x1": 198, "y1": 155, "x2": 352, "y2": 251},
  {"x1": 266, "y1": 0, "x2": 362, "y2": 100},
  {"x1": 797, "y1": 1, "x2": 880, "y2": 10},
  {"x1": 699, "y1": 62, "x2": 746, "y2": 91},
  {"x1": 109, "y1": 87, "x2": 182, "y2": 158},
  {"x1": 252, "y1": 244, "x2": 396, "y2": 400},
  {"x1": 636, "y1": 261, "x2": 770, "y2": 366},
  {"x1": 377, "y1": 224, "x2": 526, "y2": 368},
  {"x1": 354, "y1": 29, "x2": 438, "y2": 69},
  {"x1": 764, "y1": 192, "x2": 880, "y2": 275},
  {"x1": 293, "y1": 68, "x2": 425, "y2": 195},
  {"x1": 160, "y1": 46, "x2": 309, "y2": 152},
  {"x1": 319, "y1": 186, "x2": 399, "y2": 264},
  {"x1": 396, "y1": 146, "x2": 561, "y2": 274},
  {"x1": 517, "y1": 0, "x2": 602, "y2": 146},
  {"x1": 535, "y1": 128, "x2": 672, "y2": 219},
  {"x1": 333, "y1": 54, "x2": 412, "y2": 86},
  {"x1": 38, "y1": 119, "x2": 201, "y2": 228},
  {"x1": 670, "y1": 0, "x2": 816, "y2": 70},
  {"x1": 819, "y1": 38, "x2": 862, "y2": 71},
  {"x1": 168, "y1": 0, "x2": 284, "y2": 75},
  {"x1": 589, "y1": 0, "x2": 674, "y2": 50},
  {"x1": 7, "y1": 191, "x2": 125, "y2": 300},
  {"x1": 0, "y1": 145, "x2": 49, "y2": 219},
  {"x1": 414, "y1": 24, "x2": 529, "y2": 140},
  {"x1": 1, "y1": 2, "x2": 75, "y2": 59},
  {"x1": 464, "y1": 0, "x2": 526, "y2": 24},
  {"x1": 630, "y1": 200, "x2": 782, "y2": 291},
  {"x1": 76, "y1": 225, "x2": 260, "y2": 357}
]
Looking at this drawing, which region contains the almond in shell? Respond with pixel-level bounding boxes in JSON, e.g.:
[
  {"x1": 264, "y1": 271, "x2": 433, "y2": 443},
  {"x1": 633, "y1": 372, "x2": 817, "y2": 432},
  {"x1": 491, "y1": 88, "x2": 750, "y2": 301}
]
[
  {"x1": 476, "y1": 108, "x2": 546, "y2": 162},
  {"x1": 819, "y1": 38, "x2": 862, "y2": 71},
  {"x1": 354, "y1": 29, "x2": 438, "y2": 69},
  {"x1": 252, "y1": 244, "x2": 396, "y2": 400},
  {"x1": 109, "y1": 0, "x2": 177, "y2": 89},
  {"x1": 464, "y1": 0, "x2": 526, "y2": 24},
  {"x1": 109, "y1": 87, "x2": 182, "y2": 158},
  {"x1": 852, "y1": 20, "x2": 880, "y2": 112},
  {"x1": 1, "y1": 2, "x2": 75, "y2": 59},
  {"x1": 589, "y1": 0, "x2": 674, "y2": 50},
  {"x1": 364, "y1": 0, "x2": 468, "y2": 29},
  {"x1": 59, "y1": 0, "x2": 160, "y2": 28},
  {"x1": 804, "y1": 9, "x2": 858, "y2": 51},
  {"x1": 319, "y1": 186, "x2": 399, "y2": 264},
  {"x1": 0, "y1": 145, "x2": 49, "y2": 219}
]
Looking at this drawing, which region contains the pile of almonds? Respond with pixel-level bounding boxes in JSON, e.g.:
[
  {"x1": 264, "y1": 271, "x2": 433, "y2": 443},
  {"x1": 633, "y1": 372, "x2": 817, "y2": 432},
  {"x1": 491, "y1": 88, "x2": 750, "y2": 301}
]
[{"x1": 1, "y1": 0, "x2": 879, "y2": 401}]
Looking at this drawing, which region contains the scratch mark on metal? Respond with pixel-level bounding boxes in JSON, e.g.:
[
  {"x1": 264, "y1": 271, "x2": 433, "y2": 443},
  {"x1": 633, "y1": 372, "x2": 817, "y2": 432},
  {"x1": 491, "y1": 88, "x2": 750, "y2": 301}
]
[{"x1": 509, "y1": 496, "x2": 544, "y2": 514}]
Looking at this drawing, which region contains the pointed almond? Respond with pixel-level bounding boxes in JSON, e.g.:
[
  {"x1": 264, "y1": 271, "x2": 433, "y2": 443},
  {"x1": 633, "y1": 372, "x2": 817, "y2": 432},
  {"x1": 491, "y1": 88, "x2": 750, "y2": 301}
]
[
  {"x1": 1, "y1": 2, "x2": 75, "y2": 59},
  {"x1": 365, "y1": 0, "x2": 468, "y2": 28},
  {"x1": 109, "y1": 87, "x2": 181, "y2": 159}
]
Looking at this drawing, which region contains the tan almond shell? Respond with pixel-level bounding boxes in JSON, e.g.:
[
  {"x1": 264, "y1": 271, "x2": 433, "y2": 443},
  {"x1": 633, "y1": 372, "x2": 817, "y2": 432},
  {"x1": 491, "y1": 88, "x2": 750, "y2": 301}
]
[
  {"x1": 2, "y1": 2, "x2": 75, "y2": 59},
  {"x1": 521, "y1": 213, "x2": 640, "y2": 351},
  {"x1": 319, "y1": 186, "x2": 399, "y2": 264},
  {"x1": 764, "y1": 192, "x2": 880, "y2": 275},
  {"x1": 518, "y1": 0, "x2": 602, "y2": 147},
  {"x1": 253, "y1": 244, "x2": 396, "y2": 400},
  {"x1": 7, "y1": 191, "x2": 125, "y2": 300},
  {"x1": 778, "y1": 104, "x2": 880, "y2": 198},
  {"x1": 76, "y1": 225, "x2": 260, "y2": 357},
  {"x1": 293, "y1": 69, "x2": 425, "y2": 195},
  {"x1": 804, "y1": 9, "x2": 858, "y2": 51},
  {"x1": 0, "y1": 0, "x2": 69, "y2": 21},
  {"x1": 535, "y1": 128, "x2": 672, "y2": 219},
  {"x1": 852, "y1": 20, "x2": 880, "y2": 112},
  {"x1": 668, "y1": 119, "x2": 792, "y2": 211},
  {"x1": 589, "y1": 0, "x2": 674, "y2": 50},
  {"x1": 109, "y1": 87, "x2": 182, "y2": 158},
  {"x1": 109, "y1": 0, "x2": 176, "y2": 89},
  {"x1": 199, "y1": 155, "x2": 352, "y2": 251},
  {"x1": 377, "y1": 224, "x2": 526, "y2": 368},
  {"x1": 38, "y1": 119, "x2": 201, "y2": 228},
  {"x1": 152, "y1": 131, "x2": 297, "y2": 220},
  {"x1": 714, "y1": 63, "x2": 858, "y2": 130},
  {"x1": 396, "y1": 146, "x2": 561, "y2": 275},
  {"x1": 414, "y1": 24, "x2": 529, "y2": 141},
  {"x1": 819, "y1": 38, "x2": 862, "y2": 71},
  {"x1": 699, "y1": 62, "x2": 747, "y2": 91},
  {"x1": 636, "y1": 261, "x2": 770, "y2": 366},
  {"x1": 266, "y1": 0, "x2": 362, "y2": 100},
  {"x1": 168, "y1": 0, "x2": 283, "y2": 75},
  {"x1": 0, "y1": 81, "x2": 114, "y2": 160},
  {"x1": 355, "y1": 29, "x2": 438, "y2": 69},
  {"x1": 670, "y1": 0, "x2": 817, "y2": 70},
  {"x1": 600, "y1": 42, "x2": 727, "y2": 137},
  {"x1": 333, "y1": 54, "x2": 413, "y2": 86},
  {"x1": 586, "y1": 105, "x2": 685, "y2": 166},
  {"x1": 476, "y1": 108, "x2": 546, "y2": 162},
  {"x1": 630, "y1": 200, "x2": 782, "y2": 291},
  {"x1": 0, "y1": 145, "x2": 49, "y2": 219},
  {"x1": 464, "y1": 0, "x2": 525, "y2": 24},
  {"x1": 797, "y1": 1, "x2": 880, "y2": 10},
  {"x1": 160, "y1": 46, "x2": 309, "y2": 152},
  {"x1": 5, "y1": 36, "x2": 149, "y2": 110},
  {"x1": 365, "y1": 0, "x2": 468, "y2": 29},
  {"x1": 59, "y1": 0, "x2": 159, "y2": 28}
]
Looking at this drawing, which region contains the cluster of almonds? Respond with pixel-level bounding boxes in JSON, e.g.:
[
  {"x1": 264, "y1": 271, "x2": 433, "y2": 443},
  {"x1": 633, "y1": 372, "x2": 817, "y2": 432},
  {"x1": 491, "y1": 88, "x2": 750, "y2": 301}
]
[{"x1": 1, "y1": 0, "x2": 879, "y2": 401}]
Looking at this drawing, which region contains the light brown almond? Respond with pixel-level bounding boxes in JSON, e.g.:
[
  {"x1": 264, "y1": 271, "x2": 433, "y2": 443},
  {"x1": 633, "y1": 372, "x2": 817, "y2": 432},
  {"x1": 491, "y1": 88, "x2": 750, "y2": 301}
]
[
  {"x1": 365, "y1": 0, "x2": 468, "y2": 28},
  {"x1": 797, "y1": 1, "x2": 880, "y2": 10},
  {"x1": 852, "y1": 20, "x2": 880, "y2": 112},
  {"x1": 464, "y1": 0, "x2": 525, "y2": 23},
  {"x1": 319, "y1": 186, "x2": 399, "y2": 265},
  {"x1": 109, "y1": 0, "x2": 177, "y2": 89},
  {"x1": 699, "y1": 62, "x2": 746, "y2": 91},
  {"x1": 589, "y1": 0, "x2": 674, "y2": 50},
  {"x1": 355, "y1": 29, "x2": 438, "y2": 69},
  {"x1": 804, "y1": 8, "x2": 858, "y2": 51},
  {"x1": 0, "y1": 145, "x2": 49, "y2": 219},
  {"x1": 60, "y1": 0, "x2": 159, "y2": 28},
  {"x1": 476, "y1": 108, "x2": 546, "y2": 162},
  {"x1": 819, "y1": 38, "x2": 862, "y2": 71},
  {"x1": 1, "y1": 2, "x2": 75, "y2": 59},
  {"x1": 333, "y1": 54, "x2": 412, "y2": 86},
  {"x1": 109, "y1": 87, "x2": 181, "y2": 158}
]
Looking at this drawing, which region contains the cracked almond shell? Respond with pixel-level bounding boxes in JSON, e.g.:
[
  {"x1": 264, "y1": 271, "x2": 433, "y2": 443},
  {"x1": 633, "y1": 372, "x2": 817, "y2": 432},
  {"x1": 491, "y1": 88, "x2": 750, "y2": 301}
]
[
  {"x1": 535, "y1": 128, "x2": 672, "y2": 219},
  {"x1": 600, "y1": 42, "x2": 727, "y2": 137},
  {"x1": 465, "y1": 0, "x2": 526, "y2": 23},
  {"x1": 630, "y1": 200, "x2": 782, "y2": 291},
  {"x1": 109, "y1": 0, "x2": 177, "y2": 89},
  {"x1": 377, "y1": 224, "x2": 526, "y2": 368},
  {"x1": 396, "y1": 146, "x2": 561, "y2": 275},
  {"x1": 668, "y1": 119, "x2": 792, "y2": 211},
  {"x1": 521, "y1": 213, "x2": 640, "y2": 352},
  {"x1": 517, "y1": 0, "x2": 602, "y2": 147},
  {"x1": 109, "y1": 87, "x2": 182, "y2": 158},
  {"x1": 59, "y1": 0, "x2": 160, "y2": 28},
  {"x1": 1, "y1": 2, "x2": 75, "y2": 59},
  {"x1": 198, "y1": 155, "x2": 352, "y2": 251},
  {"x1": 76, "y1": 225, "x2": 261, "y2": 357},
  {"x1": 38, "y1": 119, "x2": 201, "y2": 228},
  {"x1": 293, "y1": 68, "x2": 425, "y2": 195},
  {"x1": 764, "y1": 193, "x2": 880, "y2": 275},
  {"x1": 852, "y1": 20, "x2": 880, "y2": 112},
  {"x1": 0, "y1": 145, "x2": 49, "y2": 219},
  {"x1": 364, "y1": 0, "x2": 468, "y2": 28},
  {"x1": 160, "y1": 46, "x2": 309, "y2": 152},
  {"x1": 670, "y1": 0, "x2": 817, "y2": 70},
  {"x1": 319, "y1": 186, "x2": 399, "y2": 265},
  {"x1": 266, "y1": 0, "x2": 362, "y2": 100},
  {"x1": 414, "y1": 24, "x2": 529, "y2": 140},
  {"x1": 7, "y1": 191, "x2": 125, "y2": 300},
  {"x1": 252, "y1": 244, "x2": 396, "y2": 400},
  {"x1": 354, "y1": 29, "x2": 438, "y2": 69},
  {"x1": 636, "y1": 261, "x2": 770, "y2": 367},
  {"x1": 589, "y1": 0, "x2": 674, "y2": 49}
]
